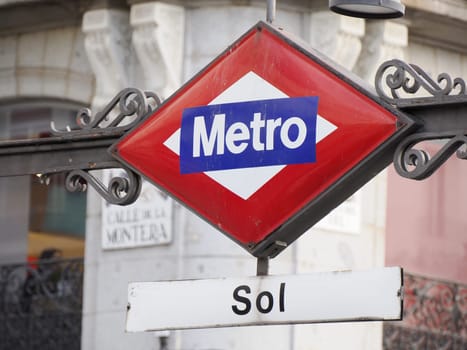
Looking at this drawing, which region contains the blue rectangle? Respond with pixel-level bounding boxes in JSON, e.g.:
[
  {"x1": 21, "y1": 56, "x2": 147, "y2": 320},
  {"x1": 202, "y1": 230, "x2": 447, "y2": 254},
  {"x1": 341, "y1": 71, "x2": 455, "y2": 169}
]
[{"x1": 180, "y1": 97, "x2": 318, "y2": 174}]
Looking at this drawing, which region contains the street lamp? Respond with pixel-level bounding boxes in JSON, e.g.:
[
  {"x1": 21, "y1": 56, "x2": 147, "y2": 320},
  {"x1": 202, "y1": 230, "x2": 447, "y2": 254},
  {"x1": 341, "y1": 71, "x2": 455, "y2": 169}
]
[{"x1": 329, "y1": 0, "x2": 405, "y2": 19}]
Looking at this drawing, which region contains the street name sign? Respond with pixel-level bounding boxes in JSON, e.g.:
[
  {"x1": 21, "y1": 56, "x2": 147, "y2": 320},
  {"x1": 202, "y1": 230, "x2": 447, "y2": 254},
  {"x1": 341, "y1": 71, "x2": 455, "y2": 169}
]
[
  {"x1": 111, "y1": 21, "x2": 414, "y2": 257},
  {"x1": 126, "y1": 267, "x2": 403, "y2": 332},
  {"x1": 101, "y1": 169, "x2": 173, "y2": 250}
]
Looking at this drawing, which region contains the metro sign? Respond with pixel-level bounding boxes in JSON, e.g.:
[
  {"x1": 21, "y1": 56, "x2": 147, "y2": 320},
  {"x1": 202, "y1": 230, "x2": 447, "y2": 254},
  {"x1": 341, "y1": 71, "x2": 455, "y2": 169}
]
[
  {"x1": 179, "y1": 96, "x2": 319, "y2": 174},
  {"x1": 112, "y1": 21, "x2": 414, "y2": 257}
]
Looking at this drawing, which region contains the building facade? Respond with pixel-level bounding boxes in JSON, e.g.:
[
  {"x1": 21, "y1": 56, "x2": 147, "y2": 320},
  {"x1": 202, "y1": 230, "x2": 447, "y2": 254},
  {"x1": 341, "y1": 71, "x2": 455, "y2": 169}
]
[{"x1": 0, "y1": 0, "x2": 465, "y2": 349}]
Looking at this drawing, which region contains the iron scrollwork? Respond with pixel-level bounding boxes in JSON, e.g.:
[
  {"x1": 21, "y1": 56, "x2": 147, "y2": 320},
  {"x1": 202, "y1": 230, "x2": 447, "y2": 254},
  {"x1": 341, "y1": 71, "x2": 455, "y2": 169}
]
[
  {"x1": 375, "y1": 59, "x2": 467, "y2": 180},
  {"x1": 375, "y1": 59, "x2": 467, "y2": 107},
  {"x1": 393, "y1": 133, "x2": 467, "y2": 180},
  {"x1": 51, "y1": 88, "x2": 160, "y2": 136},
  {"x1": 50, "y1": 88, "x2": 160, "y2": 205},
  {"x1": 66, "y1": 166, "x2": 142, "y2": 206}
]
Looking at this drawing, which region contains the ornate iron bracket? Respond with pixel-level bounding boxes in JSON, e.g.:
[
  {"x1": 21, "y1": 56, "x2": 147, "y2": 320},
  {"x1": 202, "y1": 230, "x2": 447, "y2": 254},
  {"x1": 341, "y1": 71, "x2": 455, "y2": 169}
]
[
  {"x1": 54, "y1": 88, "x2": 159, "y2": 205},
  {"x1": 375, "y1": 59, "x2": 467, "y2": 107},
  {"x1": 51, "y1": 88, "x2": 160, "y2": 137},
  {"x1": 375, "y1": 59, "x2": 467, "y2": 180},
  {"x1": 0, "y1": 88, "x2": 160, "y2": 205},
  {"x1": 65, "y1": 165, "x2": 142, "y2": 206}
]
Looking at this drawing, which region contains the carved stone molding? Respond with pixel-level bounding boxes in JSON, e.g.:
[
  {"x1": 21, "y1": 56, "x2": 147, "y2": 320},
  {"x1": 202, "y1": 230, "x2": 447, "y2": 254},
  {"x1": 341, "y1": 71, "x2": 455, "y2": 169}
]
[
  {"x1": 355, "y1": 21, "x2": 408, "y2": 82},
  {"x1": 130, "y1": 1, "x2": 185, "y2": 99},
  {"x1": 309, "y1": 12, "x2": 364, "y2": 71},
  {"x1": 82, "y1": 9, "x2": 131, "y2": 110}
]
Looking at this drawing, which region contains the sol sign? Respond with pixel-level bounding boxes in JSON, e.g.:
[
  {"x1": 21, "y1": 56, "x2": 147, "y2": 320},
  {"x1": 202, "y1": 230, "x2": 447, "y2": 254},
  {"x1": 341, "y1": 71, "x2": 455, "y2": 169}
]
[{"x1": 126, "y1": 267, "x2": 403, "y2": 331}]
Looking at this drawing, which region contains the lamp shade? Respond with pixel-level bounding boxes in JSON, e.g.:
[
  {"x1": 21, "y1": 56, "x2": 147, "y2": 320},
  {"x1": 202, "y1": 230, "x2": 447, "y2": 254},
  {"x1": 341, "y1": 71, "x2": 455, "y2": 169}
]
[{"x1": 329, "y1": 0, "x2": 405, "y2": 19}]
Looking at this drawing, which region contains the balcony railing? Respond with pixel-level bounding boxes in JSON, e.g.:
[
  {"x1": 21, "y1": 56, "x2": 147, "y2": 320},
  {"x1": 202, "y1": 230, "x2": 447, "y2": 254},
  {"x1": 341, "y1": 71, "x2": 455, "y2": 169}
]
[{"x1": 0, "y1": 258, "x2": 84, "y2": 350}]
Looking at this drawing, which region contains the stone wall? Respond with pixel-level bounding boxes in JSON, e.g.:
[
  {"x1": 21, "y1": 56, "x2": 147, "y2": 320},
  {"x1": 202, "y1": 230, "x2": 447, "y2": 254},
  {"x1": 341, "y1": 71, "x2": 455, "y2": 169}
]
[{"x1": 0, "y1": 27, "x2": 94, "y2": 103}]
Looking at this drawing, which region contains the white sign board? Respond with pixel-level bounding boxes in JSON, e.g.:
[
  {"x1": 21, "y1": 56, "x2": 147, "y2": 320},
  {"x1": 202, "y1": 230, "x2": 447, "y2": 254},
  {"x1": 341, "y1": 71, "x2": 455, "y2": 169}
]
[
  {"x1": 126, "y1": 267, "x2": 403, "y2": 332},
  {"x1": 102, "y1": 169, "x2": 173, "y2": 250}
]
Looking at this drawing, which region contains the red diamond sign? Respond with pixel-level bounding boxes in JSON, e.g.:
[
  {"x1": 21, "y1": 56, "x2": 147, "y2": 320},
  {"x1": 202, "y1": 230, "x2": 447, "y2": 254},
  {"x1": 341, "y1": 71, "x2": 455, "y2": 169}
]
[{"x1": 111, "y1": 22, "x2": 414, "y2": 258}]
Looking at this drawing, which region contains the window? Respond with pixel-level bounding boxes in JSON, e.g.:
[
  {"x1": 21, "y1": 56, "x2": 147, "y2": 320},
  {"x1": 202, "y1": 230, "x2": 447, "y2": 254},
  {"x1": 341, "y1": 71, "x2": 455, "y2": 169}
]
[{"x1": 0, "y1": 101, "x2": 87, "y2": 258}]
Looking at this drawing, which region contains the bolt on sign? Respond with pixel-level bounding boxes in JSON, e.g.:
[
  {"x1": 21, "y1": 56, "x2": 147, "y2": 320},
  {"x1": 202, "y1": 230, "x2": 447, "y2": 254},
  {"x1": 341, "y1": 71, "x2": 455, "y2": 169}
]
[{"x1": 111, "y1": 21, "x2": 415, "y2": 258}]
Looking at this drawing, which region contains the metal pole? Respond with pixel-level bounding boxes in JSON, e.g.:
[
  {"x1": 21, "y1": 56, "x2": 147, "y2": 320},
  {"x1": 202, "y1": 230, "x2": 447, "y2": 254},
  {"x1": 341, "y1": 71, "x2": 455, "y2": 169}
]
[
  {"x1": 266, "y1": 0, "x2": 276, "y2": 24},
  {"x1": 256, "y1": 257, "x2": 269, "y2": 276}
]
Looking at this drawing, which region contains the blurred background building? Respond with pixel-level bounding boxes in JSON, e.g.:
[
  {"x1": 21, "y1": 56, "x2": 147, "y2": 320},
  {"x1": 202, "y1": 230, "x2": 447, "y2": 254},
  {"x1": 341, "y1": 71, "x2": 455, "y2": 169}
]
[{"x1": 0, "y1": 0, "x2": 465, "y2": 349}]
